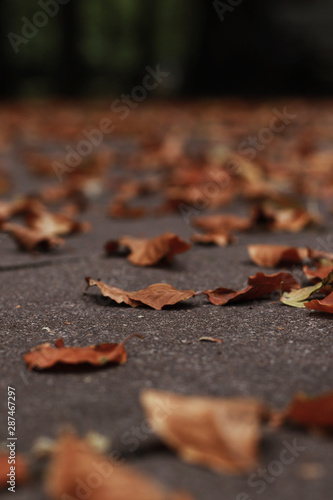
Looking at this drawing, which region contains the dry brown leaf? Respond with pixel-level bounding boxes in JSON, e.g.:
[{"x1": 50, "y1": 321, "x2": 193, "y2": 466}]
[
  {"x1": 282, "y1": 392, "x2": 333, "y2": 431},
  {"x1": 108, "y1": 200, "x2": 146, "y2": 219},
  {"x1": 0, "y1": 169, "x2": 11, "y2": 194},
  {"x1": 84, "y1": 278, "x2": 141, "y2": 308},
  {"x1": 26, "y1": 204, "x2": 90, "y2": 236},
  {"x1": 252, "y1": 203, "x2": 319, "y2": 232},
  {"x1": 85, "y1": 278, "x2": 196, "y2": 310},
  {"x1": 140, "y1": 390, "x2": 268, "y2": 474},
  {"x1": 190, "y1": 232, "x2": 235, "y2": 246},
  {"x1": 199, "y1": 337, "x2": 223, "y2": 343},
  {"x1": 2, "y1": 222, "x2": 64, "y2": 251},
  {"x1": 204, "y1": 271, "x2": 299, "y2": 305},
  {"x1": 305, "y1": 291, "x2": 333, "y2": 313},
  {"x1": 0, "y1": 453, "x2": 30, "y2": 489},
  {"x1": 193, "y1": 214, "x2": 251, "y2": 233},
  {"x1": 23, "y1": 335, "x2": 139, "y2": 370},
  {"x1": 105, "y1": 233, "x2": 190, "y2": 266},
  {"x1": 45, "y1": 432, "x2": 194, "y2": 500},
  {"x1": 248, "y1": 244, "x2": 310, "y2": 267},
  {"x1": 303, "y1": 262, "x2": 333, "y2": 282}
]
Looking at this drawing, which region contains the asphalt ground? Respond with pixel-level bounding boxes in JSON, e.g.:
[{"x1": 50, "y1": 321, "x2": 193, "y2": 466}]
[{"x1": 1, "y1": 156, "x2": 333, "y2": 500}]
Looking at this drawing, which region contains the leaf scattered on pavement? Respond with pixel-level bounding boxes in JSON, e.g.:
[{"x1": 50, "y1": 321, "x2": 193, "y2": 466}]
[
  {"x1": 85, "y1": 278, "x2": 196, "y2": 310},
  {"x1": 105, "y1": 233, "x2": 190, "y2": 266},
  {"x1": 23, "y1": 335, "x2": 140, "y2": 370},
  {"x1": 45, "y1": 432, "x2": 194, "y2": 500},
  {"x1": 140, "y1": 390, "x2": 268, "y2": 474}
]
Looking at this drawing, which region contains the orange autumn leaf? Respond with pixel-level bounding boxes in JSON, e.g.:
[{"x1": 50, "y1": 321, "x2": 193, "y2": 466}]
[
  {"x1": 193, "y1": 213, "x2": 251, "y2": 233},
  {"x1": 204, "y1": 271, "x2": 299, "y2": 305},
  {"x1": 2, "y1": 222, "x2": 64, "y2": 251},
  {"x1": 108, "y1": 200, "x2": 146, "y2": 219},
  {"x1": 251, "y1": 203, "x2": 319, "y2": 232},
  {"x1": 140, "y1": 390, "x2": 268, "y2": 474},
  {"x1": 85, "y1": 278, "x2": 196, "y2": 310},
  {"x1": 305, "y1": 291, "x2": 333, "y2": 313},
  {"x1": 22, "y1": 335, "x2": 139, "y2": 370},
  {"x1": 105, "y1": 233, "x2": 190, "y2": 266},
  {"x1": 248, "y1": 244, "x2": 333, "y2": 268},
  {"x1": 303, "y1": 262, "x2": 333, "y2": 282},
  {"x1": 25, "y1": 203, "x2": 90, "y2": 236},
  {"x1": 248, "y1": 244, "x2": 310, "y2": 267},
  {"x1": 283, "y1": 392, "x2": 333, "y2": 431},
  {"x1": 0, "y1": 197, "x2": 38, "y2": 223},
  {"x1": 45, "y1": 432, "x2": 194, "y2": 500},
  {"x1": 0, "y1": 453, "x2": 30, "y2": 489},
  {"x1": 190, "y1": 232, "x2": 235, "y2": 246}
]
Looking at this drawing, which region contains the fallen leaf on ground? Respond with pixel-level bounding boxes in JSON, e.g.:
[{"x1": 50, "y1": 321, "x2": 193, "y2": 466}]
[
  {"x1": 108, "y1": 200, "x2": 146, "y2": 219},
  {"x1": 303, "y1": 261, "x2": 333, "y2": 281},
  {"x1": 280, "y1": 282, "x2": 324, "y2": 308},
  {"x1": 204, "y1": 271, "x2": 299, "y2": 306},
  {"x1": 305, "y1": 292, "x2": 333, "y2": 313},
  {"x1": 251, "y1": 202, "x2": 319, "y2": 232},
  {"x1": 105, "y1": 233, "x2": 190, "y2": 266},
  {"x1": 2, "y1": 222, "x2": 64, "y2": 251},
  {"x1": 23, "y1": 335, "x2": 140, "y2": 370},
  {"x1": 26, "y1": 204, "x2": 90, "y2": 236},
  {"x1": 191, "y1": 232, "x2": 235, "y2": 246},
  {"x1": 45, "y1": 432, "x2": 194, "y2": 500},
  {"x1": 140, "y1": 390, "x2": 268, "y2": 474},
  {"x1": 248, "y1": 244, "x2": 310, "y2": 267},
  {"x1": 281, "y1": 271, "x2": 333, "y2": 308},
  {"x1": 282, "y1": 392, "x2": 333, "y2": 431},
  {"x1": 193, "y1": 214, "x2": 252, "y2": 233},
  {"x1": 0, "y1": 453, "x2": 30, "y2": 488},
  {"x1": 199, "y1": 337, "x2": 223, "y2": 343},
  {"x1": 85, "y1": 278, "x2": 196, "y2": 310}
]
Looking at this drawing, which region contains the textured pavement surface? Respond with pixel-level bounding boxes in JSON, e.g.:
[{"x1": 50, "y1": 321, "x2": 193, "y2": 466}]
[{"x1": 1, "y1": 158, "x2": 333, "y2": 500}]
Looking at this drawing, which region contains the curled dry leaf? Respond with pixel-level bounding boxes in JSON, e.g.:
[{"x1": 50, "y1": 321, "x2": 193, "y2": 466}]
[
  {"x1": 0, "y1": 198, "x2": 35, "y2": 223},
  {"x1": 252, "y1": 202, "x2": 319, "y2": 232},
  {"x1": 248, "y1": 244, "x2": 333, "y2": 268},
  {"x1": 204, "y1": 272, "x2": 299, "y2": 306},
  {"x1": 193, "y1": 214, "x2": 252, "y2": 233},
  {"x1": 0, "y1": 453, "x2": 30, "y2": 489},
  {"x1": 105, "y1": 233, "x2": 190, "y2": 266},
  {"x1": 2, "y1": 222, "x2": 64, "y2": 251},
  {"x1": 248, "y1": 244, "x2": 310, "y2": 267},
  {"x1": 140, "y1": 390, "x2": 268, "y2": 474},
  {"x1": 85, "y1": 278, "x2": 196, "y2": 310},
  {"x1": 108, "y1": 199, "x2": 146, "y2": 219},
  {"x1": 281, "y1": 271, "x2": 333, "y2": 308},
  {"x1": 199, "y1": 337, "x2": 223, "y2": 343},
  {"x1": 305, "y1": 291, "x2": 333, "y2": 313},
  {"x1": 280, "y1": 282, "x2": 323, "y2": 309},
  {"x1": 190, "y1": 232, "x2": 235, "y2": 247},
  {"x1": 303, "y1": 261, "x2": 333, "y2": 282},
  {"x1": 45, "y1": 432, "x2": 194, "y2": 500},
  {"x1": 282, "y1": 392, "x2": 333, "y2": 431},
  {"x1": 22, "y1": 335, "x2": 140, "y2": 370},
  {"x1": 25, "y1": 203, "x2": 90, "y2": 237}
]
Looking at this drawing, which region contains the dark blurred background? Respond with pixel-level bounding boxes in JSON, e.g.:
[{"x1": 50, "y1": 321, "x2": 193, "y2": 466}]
[{"x1": 1, "y1": 0, "x2": 333, "y2": 99}]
